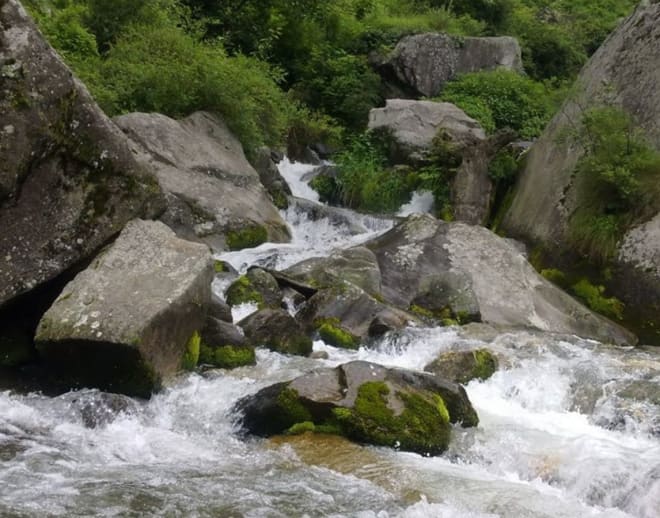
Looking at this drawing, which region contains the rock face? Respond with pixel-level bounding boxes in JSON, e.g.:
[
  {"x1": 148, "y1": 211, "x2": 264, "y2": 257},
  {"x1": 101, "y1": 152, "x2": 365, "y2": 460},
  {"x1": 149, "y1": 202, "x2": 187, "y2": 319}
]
[
  {"x1": 114, "y1": 111, "x2": 290, "y2": 251},
  {"x1": 501, "y1": 2, "x2": 660, "y2": 343},
  {"x1": 365, "y1": 214, "x2": 636, "y2": 345},
  {"x1": 377, "y1": 33, "x2": 523, "y2": 98},
  {"x1": 0, "y1": 0, "x2": 164, "y2": 309},
  {"x1": 368, "y1": 99, "x2": 514, "y2": 224},
  {"x1": 235, "y1": 360, "x2": 478, "y2": 455},
  {"x1": 35, "y1": 220, "x2": 213, "y2": 396}
]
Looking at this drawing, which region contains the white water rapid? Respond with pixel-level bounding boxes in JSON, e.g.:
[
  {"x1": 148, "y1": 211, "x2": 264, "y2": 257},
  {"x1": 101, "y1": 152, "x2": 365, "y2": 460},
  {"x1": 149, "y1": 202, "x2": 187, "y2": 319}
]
[{"x1": 1, "y1": 160, "x2": 659, "y2": 517}]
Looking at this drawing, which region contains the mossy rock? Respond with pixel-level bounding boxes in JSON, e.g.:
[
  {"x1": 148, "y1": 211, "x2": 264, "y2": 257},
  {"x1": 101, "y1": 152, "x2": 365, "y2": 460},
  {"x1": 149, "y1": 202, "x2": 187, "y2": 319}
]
[
  {"x1": 236, "y1": 360, "x2": 478, "y2": 455},
  {"x1": 226, "y1": 224, "x2": 268, "y2": 251},
  {"x1": 315, "y1": 318, "x2": 360, "y2": 349},
  {"x1": 225, "y1": 275, "x2": 264, "y2": 307},
  {"x1": 239, "y1": 309, "x2": 313, "y2": 356},
  {"x1": 424, "y1": 348, "x2": 498, "y2": 384},
  {"x1": 199, "y1": 344, "x2": 256, "y2": 369}
]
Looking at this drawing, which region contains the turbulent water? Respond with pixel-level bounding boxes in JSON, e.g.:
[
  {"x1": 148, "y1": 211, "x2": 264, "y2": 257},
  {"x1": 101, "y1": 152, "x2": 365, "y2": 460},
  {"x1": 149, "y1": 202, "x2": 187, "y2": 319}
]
[{"x1": 1, "y1": 161, "x2": 659, "y2": 517}]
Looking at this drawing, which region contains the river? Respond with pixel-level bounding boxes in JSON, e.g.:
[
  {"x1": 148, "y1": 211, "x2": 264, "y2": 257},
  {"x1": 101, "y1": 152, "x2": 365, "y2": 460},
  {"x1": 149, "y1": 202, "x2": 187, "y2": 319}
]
[{"x1": 0, "y1": 159, "x2": 658, "y2": 517}]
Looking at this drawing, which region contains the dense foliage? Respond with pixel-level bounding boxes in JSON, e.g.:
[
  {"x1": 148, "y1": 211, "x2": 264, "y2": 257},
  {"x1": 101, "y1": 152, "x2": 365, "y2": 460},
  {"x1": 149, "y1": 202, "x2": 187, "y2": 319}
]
[
  {"x1": 25, "y1": 0, "x2": 636, "y2": 155},
  {"x1": 567, "y1": 106, "x2": 660, "y2": 262}
]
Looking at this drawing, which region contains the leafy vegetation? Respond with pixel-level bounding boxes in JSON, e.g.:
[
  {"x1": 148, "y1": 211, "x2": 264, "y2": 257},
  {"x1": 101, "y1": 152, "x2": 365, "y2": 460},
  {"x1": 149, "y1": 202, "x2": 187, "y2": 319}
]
[
  {"x1": 567, "y1": 106, "x2": 660, "y2": 262},
  {"x1": 25, "y1": 0, "x2": 635, "y2": 157}
]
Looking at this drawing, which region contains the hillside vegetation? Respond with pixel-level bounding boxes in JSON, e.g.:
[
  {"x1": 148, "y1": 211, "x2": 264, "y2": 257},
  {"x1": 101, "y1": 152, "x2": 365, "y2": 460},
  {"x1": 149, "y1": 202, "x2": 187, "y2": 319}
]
[{"x1": 25, "y1": 0, "x2": 637, "y2": 156}]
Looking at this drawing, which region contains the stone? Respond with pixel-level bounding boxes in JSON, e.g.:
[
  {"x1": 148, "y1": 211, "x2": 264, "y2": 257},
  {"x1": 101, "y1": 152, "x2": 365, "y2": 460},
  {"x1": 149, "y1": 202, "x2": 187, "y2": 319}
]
[
  {"x1": 0, "y1": 0, "x2": 164, "y2": 311},
  {"x1": 365, "y1": 214, "x2": 636, "y2": 345},
  {"x1": 500, "y1": 3, "x2": 660, "y2": 343},
  {"x1": 376, "y1": 33, "x2": 523, "y2": 98},
  {"x1": 201, "y1": 318, "x2": 247, "y2": 348},
  {"x1": 251, "y1": 147, "x2": 291, "y2": 209},
  {"x1": 238, "y1": 309, "x2": 312, "y2": 356},
  {"x1": 225, "y1": 268, "x2": 282, "y2": 309},
  {"x1": 114, "y1": 111, "x2": 290, "y2": 251},
  {"x1": 235, "y1": 360, "x2": 479, "y2": 455},
  {"x1": 208, "y1": 293, "x2": 232, "y2": 323},
  {"x1": 368, "y1": 100, "x2": 514, "y2": 224},
  {"x1": 424, "y1": 349, "x2": 499, "y2": 384},
  {"x1": 35, "y1": 220, "x2": 213, "y2": 397}
]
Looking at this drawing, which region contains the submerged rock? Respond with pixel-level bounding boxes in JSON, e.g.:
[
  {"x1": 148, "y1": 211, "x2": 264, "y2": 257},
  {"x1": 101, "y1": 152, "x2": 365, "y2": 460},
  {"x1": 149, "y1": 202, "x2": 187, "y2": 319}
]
[
  {"x1": 235, "y1": 360, "x2": 479, "y2": 456},
  {"x1": 425, "y1": 349, "x2": 498, "y2": 384},
  {"x1": 60, "y1": 390, "x2": 139, "y2": 428},
  {"x1": 0, "y1": 0, "x2": 163, "y2": 311},
  {"x1": 114, "y1": 111, "x2": 290, "y2": 251},
  {"x1": 376, "y1": 33, "x2": 523, "y2": 98},
  {"x1": 35, "y1": 220, "x2": 213, "y2": 397}
]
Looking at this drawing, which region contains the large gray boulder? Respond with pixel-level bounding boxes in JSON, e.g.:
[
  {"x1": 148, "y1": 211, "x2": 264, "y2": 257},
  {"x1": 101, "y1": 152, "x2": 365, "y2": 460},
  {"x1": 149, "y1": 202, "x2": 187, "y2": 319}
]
[
  {"x1": 235, "y1": 360, "x2": 479, "y2": 455},
  {"x1": 114, "y1": 111, "x2": 290, "y2": 251},
  {"x1": 35, "y1": 220, "x2": 213, "y2": 397},
  {"x1": 0, "y1": 0, "x2": 163, "y2": 309},
  {"x1": 377, "y1": 33, "x2": 523, "y2": 98},
  {"x1": 365, "y1": 214, "x2": 636, "y2": 345},
  {"x1": 501, "y1": 2, "x2": 660, "y2": 344},
  {"x1": 368, "y1": 99, "x2": 514, "y2": 224}
]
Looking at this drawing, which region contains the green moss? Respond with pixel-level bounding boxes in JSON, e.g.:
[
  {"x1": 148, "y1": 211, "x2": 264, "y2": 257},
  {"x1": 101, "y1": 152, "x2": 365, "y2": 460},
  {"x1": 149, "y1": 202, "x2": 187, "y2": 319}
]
[
  {"x1": 213, "y1": 260, "x2": 226, "y2": 273},
  {"x1": 277, "y1": 387, "x2": 313, "y2": 424},
  {"x1": 226, "y1": 224, "x2": 268, "y2": 251},
  {"x1": 541, "y1": 268, "x2": 568, "y2": 288},
  {"x1": 331, "y1": 381, "x2": 452, "y2": 455},
  {"x1": 181, "y1": 331, "x2": 200, "y2": 370},
  {"x1": 471, "y1": 349, "x2": 498, "y2": 381},
  {"x1": 225, "y1": 275, "x2": 264, "y2": 307},
  {"x1": 272, "y1": 190, "x2": 289, "y2": 210},
  {"x1": 315, "y1": 318, "x2": 359, "y2": 349},
  {"x1": 200, "y1": 344, "x2": 256, "y2": 369},
  {"x1": 571, "y1": 278, "x2": 625, "y2": 320},
  {"x1": 286, "y1": 421, "x2": 316, "y2": 435},
  {"x1": 409, "y1": 304, "x2": 435, "y2": 319}
]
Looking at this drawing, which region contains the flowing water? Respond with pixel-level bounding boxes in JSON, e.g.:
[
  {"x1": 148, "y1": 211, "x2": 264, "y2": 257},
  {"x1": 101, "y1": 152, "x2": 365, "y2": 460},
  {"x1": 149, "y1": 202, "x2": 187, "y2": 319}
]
[{"x1": 1, "y1": 161, "x2": 659, "y2": 517}]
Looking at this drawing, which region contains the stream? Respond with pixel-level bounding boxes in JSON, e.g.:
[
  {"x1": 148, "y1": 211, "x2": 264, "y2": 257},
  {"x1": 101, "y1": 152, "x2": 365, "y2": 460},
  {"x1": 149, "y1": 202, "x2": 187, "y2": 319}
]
[{"x1": 1, "y1": 159, "x2": 659, "y2": 517}]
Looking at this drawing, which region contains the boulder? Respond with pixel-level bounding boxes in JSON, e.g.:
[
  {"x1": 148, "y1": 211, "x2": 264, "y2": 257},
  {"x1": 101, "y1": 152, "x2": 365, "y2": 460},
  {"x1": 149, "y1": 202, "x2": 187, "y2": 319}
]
[
  {"x1": 225, "y1": 268, "x2": 282, "y2": 308},
  {"x1": 238, "y1": 309, "x2": 312, "y2": 356},
  {"x1": 501, "y1": 2, "x2": 660, "y2": 343},
  {"x1": 0, "y1": 0, "x2": 163, "y2": 312},
  {"x1": 35, "y1": 220, "x2": 213, "y2": 397},
  {"x1": 376, "y1": 33, "x2": 523, "y2": 98},
  {"x1": 208, "y1": 293, "x2": 232, "y2": 323},
  {"x1": 368, "y1": 100, "x2": 514, "y2": 224},
  {"x1": 198, "y1": 313, "x2": 255, "y2": 370},
  {"x1": 365, "y1": 214, "x2": 636, "y2": 345},
  {"x1": 284, "y1": 247, "x2": 382, "y2": 296},
  {"x1": 235, "y1": 360, "x2": 479, "y2": 455},
  {"x1": 114, "y1": 111, "x2": 290, "y2": 251},
  {"x1": 424, "y1": 349, "x2": 498, "y2": 384},
  {"x1": 296, "y1": 281, "x2": 415, "y2": 346}
]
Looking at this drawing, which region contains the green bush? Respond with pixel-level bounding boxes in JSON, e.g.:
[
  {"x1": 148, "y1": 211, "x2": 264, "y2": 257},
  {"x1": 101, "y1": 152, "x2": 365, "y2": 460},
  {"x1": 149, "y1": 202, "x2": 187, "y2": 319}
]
[
  {"x1": 568, "y1": 106, "x2": 660, "y2": 262},
  {"x1": 99, "y1": 25, "x2": 294, "y2": 152},
  {"x1": 440, "y1": 69, "x2": 553, "y2": 139}
]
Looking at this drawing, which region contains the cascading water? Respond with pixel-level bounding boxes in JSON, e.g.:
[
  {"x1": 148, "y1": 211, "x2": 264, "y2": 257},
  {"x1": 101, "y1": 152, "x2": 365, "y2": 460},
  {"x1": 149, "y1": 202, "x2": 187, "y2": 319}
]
[{"x1": 1, "y1": 160, "x2": 659, "y2": 517}]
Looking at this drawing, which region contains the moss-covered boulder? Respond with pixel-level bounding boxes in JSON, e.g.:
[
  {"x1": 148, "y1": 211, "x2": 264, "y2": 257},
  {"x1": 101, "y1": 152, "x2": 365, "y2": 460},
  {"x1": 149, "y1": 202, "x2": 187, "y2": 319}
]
[
  {"x1": 424, "y1": 349, "x2": 498, "y2": 384},
  {"x1": 35, "y1": 220, "x2": 213, "y2": 397},
  {"x1": 238, "y1": 309, "x2": 312, "y2": 356},
  {"x1": 225, "y1": 268, "x2": 282, "y2": 308},
  {"x1": 296, "y1": 281, "x2": 415, "y2": 347},
  {"x1": 199, "y1": 314, "x2": 255, "y2": 369},
  {"x1": 235, "y1": 360, "x2": 479, "y2": 455}
]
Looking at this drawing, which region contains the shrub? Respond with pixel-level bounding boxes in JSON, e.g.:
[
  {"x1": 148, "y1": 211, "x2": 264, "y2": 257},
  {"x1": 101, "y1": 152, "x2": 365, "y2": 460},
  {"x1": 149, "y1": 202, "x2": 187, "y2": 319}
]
[{"x1": 441, "y1": 70, "x2": 553, "y2": 139}]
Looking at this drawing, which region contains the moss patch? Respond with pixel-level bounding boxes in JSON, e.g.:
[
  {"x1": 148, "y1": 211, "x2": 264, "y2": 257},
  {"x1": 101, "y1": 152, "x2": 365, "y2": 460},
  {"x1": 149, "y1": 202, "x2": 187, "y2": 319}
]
[
  {"x1": 181, "y1": 331, "x2": 200, "y2": 371},
  {"x1": 225, "y1": 275, "x2": 264, "y2": 307},
  {"x1": 331, "y1": 381, "x2": 452, "y2": 455},
  {"x1": 571, "y1": 278, "x2": 624, "y2": 321},
  {"x1": 315, "y1": 318, "x2": 359, "y2": 349},
  {"x1": 213, "y1": 260, "x2": 227, "y2": 273},
  {"x1": 200, "y1": 344, "x2": 256, "y2": 369},
  {"x1": 226, "y1": 224, "x2": 268, "y2": 251},
  {"x1": 471, "y1": 349, "x2": 498, "y2": 381},
  {"x1": 277, "y1": 387, "x2": 313, "y2": 424}
]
